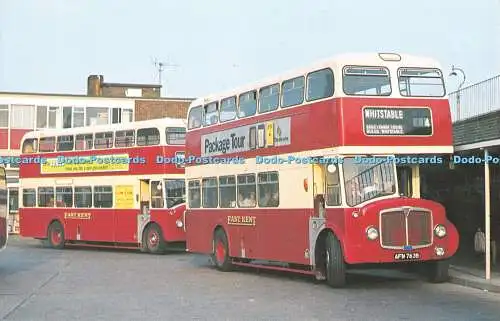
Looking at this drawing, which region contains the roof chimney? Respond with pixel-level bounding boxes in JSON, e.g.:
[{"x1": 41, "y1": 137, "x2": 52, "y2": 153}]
[{"x1": 87, "y1": 75, "x2": 103, "y2": 96}]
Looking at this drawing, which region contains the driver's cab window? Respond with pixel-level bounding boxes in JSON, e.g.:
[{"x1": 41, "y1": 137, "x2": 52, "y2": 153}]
[
  {"x1": 324, "y1": 164, "x2": 341, "y2": 206},
  {"x1": 165, "y1": 179, "x2": 186, "y2": 208},
  {"x1": 150, "y1": 181, "x2": 164, "y2": 208}
]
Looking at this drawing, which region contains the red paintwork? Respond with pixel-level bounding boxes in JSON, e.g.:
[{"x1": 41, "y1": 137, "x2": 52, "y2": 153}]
[
  {"x1": 19, "y1": 205, "x2": 186, "y2": 245},
  {"x1": 0, "y1": 129, "x2": 7, "y2": 149},
  {"x1": 185, "y1": 97, "x2": 453, "y2": 160},
  {"x1": 19, "y1": 146, "x2": 184, "y2": 178},
  {"x1": 185, "y1": 95, "x2": 459, "y2": 270},
  {"x1": 10, "y1": 129, "x2": 31, "y2": 149}
]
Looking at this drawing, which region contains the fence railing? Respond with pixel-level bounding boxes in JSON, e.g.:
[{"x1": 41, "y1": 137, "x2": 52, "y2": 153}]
[{"x1": 449, "y1": 75, "x2": 500, "y2": 122}]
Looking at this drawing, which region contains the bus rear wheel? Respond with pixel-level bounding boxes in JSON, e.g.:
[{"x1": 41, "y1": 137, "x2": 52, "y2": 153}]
[
  {"x1": 426, "y1": 260, "x2": 449, "y2": 283},
  {"x1": 47, "y1": 221, "x2": 65, "y2": 250},
  {"x1": 144, "y1": 224, "x2": 165, "y2": 254},
  {"x1": 212, "y1": 229, "x2": 232, "y2": 272},
  {"x1": 325, "y1": 232, "x2": 346, "y2": 288}
]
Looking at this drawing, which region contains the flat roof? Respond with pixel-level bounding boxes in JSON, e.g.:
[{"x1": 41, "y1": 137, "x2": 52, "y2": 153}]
[{"x1": 0, "y1": 91, "x2": 195, "y2": 101}]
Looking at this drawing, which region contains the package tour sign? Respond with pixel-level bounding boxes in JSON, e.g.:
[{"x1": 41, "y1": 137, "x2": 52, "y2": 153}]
[
  {"x1": 363, "y1": 107, "x2": 432, "y2": 136},
  {"x1": 201, "y1": 117, "x2": 291, "y2": 157}
]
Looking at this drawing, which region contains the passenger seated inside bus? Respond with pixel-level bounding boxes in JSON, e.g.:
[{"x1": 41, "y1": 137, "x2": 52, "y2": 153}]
[
  {"x1": 259, "y1": 189, "x2": 279, "y2": 207},
  {"x1": 238, "y1": 191, "x2": 256, "y2": 207}
]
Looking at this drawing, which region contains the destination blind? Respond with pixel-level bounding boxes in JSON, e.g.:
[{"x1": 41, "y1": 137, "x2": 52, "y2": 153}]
[{"x1": 363, "y1": 107, "x2": 432, "y2": 136}]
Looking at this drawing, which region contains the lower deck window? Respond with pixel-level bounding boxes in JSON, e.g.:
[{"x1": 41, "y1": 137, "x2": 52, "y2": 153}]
[
  {"x1": 75, "y1": 186, "x2": 92, "y2": 208},
  {"x1": 94, "y1": 186, "x2": 112, "y2": 208},
  {"x1": 22, "y1": 189, "x2": 36, "y2": 207},
  {"x1": 188, "y1": 180, "x2": 200, "y2": 208},
  {"x1": 38, "y1": 187, "x2": 54, "y2": 207},
  {"x1": 56, "y1": 187, "x2": 73, "y2": 207},
  {"x1": 237, "y1": 174, "x2": 256, "y2": 208}
]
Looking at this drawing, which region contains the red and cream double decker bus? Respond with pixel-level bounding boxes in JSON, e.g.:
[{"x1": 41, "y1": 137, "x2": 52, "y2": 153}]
[
  {"x1": 18, "y1": 118, "x2": 187, "y2": 254},
  {"x1": 0, "y1": 166, "x2": 7, "y2": 251},
  {"x1": 184, "y1": 52, "x2": 459, "y2": 287}
]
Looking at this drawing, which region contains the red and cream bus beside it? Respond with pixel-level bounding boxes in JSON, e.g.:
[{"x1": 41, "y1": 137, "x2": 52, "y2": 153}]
[
  {"x1": 19, "y1": 118, "x2": 187, "y2": 254},
  {"x1": 0, "y1": 166, "x2": 7, "y2": 252},
  {"x1": 184, "y1": 52, "x2": 459, "y2": 287}
]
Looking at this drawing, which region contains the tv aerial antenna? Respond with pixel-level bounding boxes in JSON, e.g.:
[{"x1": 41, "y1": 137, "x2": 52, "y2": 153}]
[{"x1": 152, "y1": 57, "x2": 179, "y2": 96}]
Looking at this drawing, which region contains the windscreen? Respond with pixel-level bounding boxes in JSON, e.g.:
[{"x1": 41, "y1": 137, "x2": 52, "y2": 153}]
[
  {"x1": 343, "y1": 66, "x2": 391, "y2": 96},
  {"x1": 398, "y1": 68, "x2": 445, "y2": 97}
]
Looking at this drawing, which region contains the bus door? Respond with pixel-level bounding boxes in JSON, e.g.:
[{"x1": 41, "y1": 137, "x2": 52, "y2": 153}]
[
  {"x1": 137, "y1": 179, "x2": 151, "y2": 241},
  {"x1": 312, "y1": 164, "x2": 326, "y2": 218},
  {"x1": 0, "y1": 167, "x2": 7, "y2": 250},
  {"x1": 396, "y1": 164, "x2": 420, "y2": 198}
]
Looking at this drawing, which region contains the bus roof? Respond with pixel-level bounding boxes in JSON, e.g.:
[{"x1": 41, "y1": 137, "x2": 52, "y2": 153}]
[
  {"x1": 21, "y1": 117, "x2": 187, "y2": 140},
  {"x1": 188, "y1": 52, "x2": 443, "y2": 108}
]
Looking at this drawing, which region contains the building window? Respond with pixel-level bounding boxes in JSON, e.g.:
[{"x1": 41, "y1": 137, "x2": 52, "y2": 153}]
[
  {"x1": 38, "y1": 187, "x2": 54, "y2": 207},
  {"x1": 75, "y1": 134, "x2": 93, "y2": 150},
  {"x1": 36, "y1": 106, "x2": 47, "y2": 128},
  {"x1": 22, "y1": 138, "x2": 38, "y2": 154},
  {"x1": 39, "y1": 137, "x2": 55, "y2": 152},
  {"x1": 202, "y1": 177, "x2": 218, "y2": 208},
  {"x1": 166, "y1": 127, "x2": 186, "y2": 145},
  {"x1": 94, "y1": 132, "x2": 113, "y2": 149},
  {"x1": 73, "y1": 107, "x2": 85, "y2": 127},
  {"x1": 238, "y1": 91, "x2": 257, "y2": 118},
  {"x1": 306, "y1": 68, "x2": 334, "y2": 101},
  {"x1": 115, "y1": 130, "x2": 135, "y2": 147},
  {"x1": 257, "y1": 171, "x2": 279, "y2": 207},
  {"x1": 219, "y1": 175, "x2": 236, "y2": 208},
  {"x1": 137, "y1": 127, "x2": 160, "y2": 146},
  {"x1": 259, "y1": 84, "x2": 280, "y2": 113},
  {"x1": 112, "y1": 108, "x2": 122, "y2": 124},
  {"x1": 94, "y1": 186, "x2": 112, "y2": 208},
  {"x1": 188, "y1": 180, "x2": 200, "y2": 208},
  {"x1": 56, "y1": 187, "x2": 73, "y2": 207},
  {"x1": 237, "y1": 174, "x2": 256, "y2": 208},
  {"x1": 204, "y1": 102, "x2": 219, "y2": 126},
  {"x1": 86, "y1": 107, "x2": 109, "y2": 126},
  {"x1": 63, "y1": 106, "x2": 72, "y2": 128},
  {"x1": 122, "y1": 109, "x2": 133, "y2": 123},
  {"x1": 22, "y1": 189, "x2": 36, "y2": 207},
  {"x1": 188, "y1": 106, "x2": 203, "y2": 129},
  {"x1": 10, "y1": 105, "x2": 35, "y2": 129},
  {"x1": 281, "y1": 76, "x2": 305, "y2": 108},
  {"x1": 165, "y1": 179, "x2": 185, "y2": 208},
  {"x1": 0, "y1": 105, "x2": 8, "y2": 127},
  {"x1": 151, "y1": 181, "x2": 164, "y2": 208},
  {"x1": 48, "y1": 107, "x2": 59, "y2": 128},
  {"x1": 220, "y1": 96, "x2": 237, "y2": 122},
  {"x1": 57, "y1": 135, "x2": 74, "y2": 151},
  {"x1": 74, "y1": 187, "x2": 92, "y2": 208}
]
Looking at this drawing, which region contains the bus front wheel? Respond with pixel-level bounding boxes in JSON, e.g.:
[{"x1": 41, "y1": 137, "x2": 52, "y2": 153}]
[
  {"x1": 47, "y1": 221, "x2": 65, "y2": 250},
  {"x1": 144, "y1": 224, "x2": 165, "y2": 254},
  {"x1": 325, "y1": 232, "x2": 346, "y2": 288},
  {"x1": 212, "y1": 229, "x2": 232, "y2": 272}
]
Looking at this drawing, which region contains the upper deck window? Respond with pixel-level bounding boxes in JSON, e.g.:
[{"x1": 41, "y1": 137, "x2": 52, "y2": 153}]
[
  {"x1": 281, "y1": 76, "x2": 305, "y2": 108},
  {"x1": 188, "y1": 106, "x2": 203, "y2": 129},
  {"x1": 94, "y1": 132, "x2": 113, "y2": 149},
  {"x1": 239, "y1": 91, "x2": 257, "y2": 118},
  {"x1": 57, "y1": 135, "x2": 74, "y2": 151},
  {"x1": 166, "y1": 127, "x2": 186, "y2": 145},
  {"x1": 75, "y1": 134, "x2": 93, "y2": 150},
  {"x1": 306, "y1": 68, "x2": 334, "y2": 101},
  {"x1": 398, "y1": 68, "x2": 445, "y2": 97},
  {"x1": 343, "y1": 66, "x2": 391, "y2": 96},
  {"x1": 204, "y1": 102, "x2": 219, "y2": 126},
  {"x1": 137, "y1": 127, "x2": 160, "y2": 146},
  {"x1": 22, "y1": 138, "x2": 38, "y2": 154},
  {"x1": 259, "y1": 84, "x2": 280, "y2": 113},
  {"x1": 220, "y1": 96, "x2": 237, "y2": 122},
  {"x1": 115, "y1": 130, "x2": 135, "y2": 148},
  {"x1": 39, "y1": 137, "x2": 55, "y2": 153}
]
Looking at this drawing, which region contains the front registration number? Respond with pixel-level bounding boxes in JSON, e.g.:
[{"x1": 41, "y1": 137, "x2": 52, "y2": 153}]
[{"x1": 394, "y1": 252, "x2": 421, "y2": 260}]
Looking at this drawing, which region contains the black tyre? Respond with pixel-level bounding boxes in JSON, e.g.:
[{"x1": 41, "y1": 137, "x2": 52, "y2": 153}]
[
  {"x1": 426, "y1": 260, "x2": 449, "y2": 283},
  {"x1": 47, "y1": 221, "x2": 65, "y2": 250},
  {"x1": 211, "y1": 229, "x2": 232, "y2": 271},
  {"x1": 325, "y1": 232, "x2": 346, "y2": 288},
  {"x1": 144, "y1": 224, "x2": 166, "y2": 254}
]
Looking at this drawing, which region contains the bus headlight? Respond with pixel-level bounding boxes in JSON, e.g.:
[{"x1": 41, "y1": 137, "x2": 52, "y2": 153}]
[
  {"x1": 366, "y1": 226, "x2": 379, "y2": 240},
  {"x1": 434, "y1": 225, "x2": 446, "y2": 238},
  {"x1": 176, "y1": 219, "x2": 183, "y2": 228}
]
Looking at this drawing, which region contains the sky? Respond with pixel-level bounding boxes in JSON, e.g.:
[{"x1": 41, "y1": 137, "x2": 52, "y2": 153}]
[{"x1": 0, "y1": 0, "x2": 499, "y2": 99}]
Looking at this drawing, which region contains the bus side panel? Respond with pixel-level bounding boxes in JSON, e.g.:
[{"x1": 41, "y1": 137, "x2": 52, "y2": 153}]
[
  {"x1": 19, "y1": 208, "x2": 60, "y2": 239},
  {"x1": 150, "y1": 204, "x2": 186, "y2": 242},
  {"x1": 0, "y1": 186, "x2": 6, "y2": 249},
  {"x1": 62, "y1": 209, "x2": 114, "y2": 242},
  {"x1": 113, "y1": 209, "x2": 141, "y2": 243},
  {"x1": 186, "y1": 210, "x2": 223, "y2": 254}
]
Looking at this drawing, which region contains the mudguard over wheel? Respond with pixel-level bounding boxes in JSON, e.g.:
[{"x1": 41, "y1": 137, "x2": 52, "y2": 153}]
[
  {"x1": 47, "y1": 221, "x2": 65, "y2": 249},
  {"x1": 212, "y1": 229, "x2": 232, "y2": 272},
  {"x1": 144, "y1": 224, "x2": 166, "y2": 254},
  {"x1": 426, "y1": 260, "x2": 449, "y2": 283},
  {"x1": 325, "y1": 232, "x2": 346, "y2": 287}
]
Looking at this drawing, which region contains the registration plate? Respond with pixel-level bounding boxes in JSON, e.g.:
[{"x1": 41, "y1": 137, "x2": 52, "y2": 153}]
[{"x1": 394, "y1": 252, "x2": 421, "y2": 260}]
